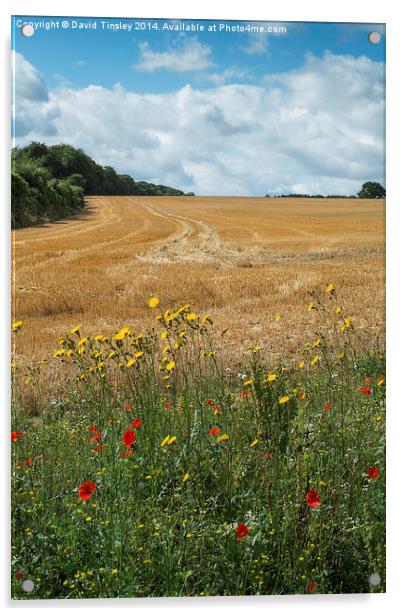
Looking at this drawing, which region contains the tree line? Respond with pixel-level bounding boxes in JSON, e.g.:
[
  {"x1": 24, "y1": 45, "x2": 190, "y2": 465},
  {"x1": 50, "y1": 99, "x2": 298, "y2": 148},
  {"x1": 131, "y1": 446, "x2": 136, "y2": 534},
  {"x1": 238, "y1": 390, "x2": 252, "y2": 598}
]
[
  {"x1": 11, "y1": 142, "x2": 192, "y2": 229},
  {"x1": 266, "y1": 182, "x2": 386, "y2": 199}
]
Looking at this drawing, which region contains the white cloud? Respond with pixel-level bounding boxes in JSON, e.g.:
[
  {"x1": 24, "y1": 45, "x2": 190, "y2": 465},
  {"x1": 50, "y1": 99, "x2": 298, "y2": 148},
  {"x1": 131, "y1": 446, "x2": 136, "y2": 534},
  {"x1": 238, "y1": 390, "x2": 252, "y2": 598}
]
[
  {"x1": 134, "y1": 38, "x2": 214, "y2": 73},
  {"x1": 12, "y1": 51, "x2": 48, "y2": 102},
  {"x1": 13, "y1": 51, "x2": 385, "y2": 196}
]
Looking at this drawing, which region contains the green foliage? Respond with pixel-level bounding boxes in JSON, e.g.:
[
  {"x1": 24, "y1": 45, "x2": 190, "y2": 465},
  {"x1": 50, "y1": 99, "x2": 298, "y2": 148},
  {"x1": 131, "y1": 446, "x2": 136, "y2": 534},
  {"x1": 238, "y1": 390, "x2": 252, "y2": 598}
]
[
  {"x1": 11, "y1": 299, "x2": 385, "y2": 598},
  {"x1": 11, "y1": 142, "x2": 191, "y2": 228},
  {"x1": 357, "y1": 182, "x2": 386, "y2": 199}
]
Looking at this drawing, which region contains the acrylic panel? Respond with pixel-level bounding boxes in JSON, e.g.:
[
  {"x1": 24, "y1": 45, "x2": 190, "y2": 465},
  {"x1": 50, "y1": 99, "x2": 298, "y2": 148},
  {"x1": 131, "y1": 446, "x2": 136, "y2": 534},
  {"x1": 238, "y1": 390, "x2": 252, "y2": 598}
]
[{"x1": 11, "y1": 15, "x2": 385, "y2": 599}]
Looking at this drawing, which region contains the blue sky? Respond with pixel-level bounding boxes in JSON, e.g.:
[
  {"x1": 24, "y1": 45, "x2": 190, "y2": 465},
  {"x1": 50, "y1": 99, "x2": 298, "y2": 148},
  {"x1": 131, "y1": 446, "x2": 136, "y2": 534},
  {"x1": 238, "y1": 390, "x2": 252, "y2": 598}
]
[{"x1": 11, "y1": 17, "x2": 386, "y2": 195}]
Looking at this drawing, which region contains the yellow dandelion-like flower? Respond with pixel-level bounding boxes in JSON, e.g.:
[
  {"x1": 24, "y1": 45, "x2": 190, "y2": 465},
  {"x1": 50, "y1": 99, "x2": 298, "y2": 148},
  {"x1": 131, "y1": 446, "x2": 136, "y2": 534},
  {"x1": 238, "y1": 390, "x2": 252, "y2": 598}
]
[
  {"x1": 166, "y1": 360, "x2": 175, "y2": 371},
  {"x1": 307, "y1": 302, "x2": 315, "y2": 312},
  {"x1": 274, "y1": 315, "x2": 281, "y2": 322},
  {"x1": 243, "y1": 379, "x2": 253, "y2": 386},
  {"x1": 376, "y1": 375, "x2": 385, "y2": 387},
  {"x1": 250, "y1": 439, "x2": 259, "y2": 447},
  {"x1": 279, "y1": 395, "x2": 290, "y2": 405},
  {"x1": 252, "y1": 346, "x2": 262, "y2": 353},
  {"x1": 160, "y1": 435, "x2": 170, "y2": 447},
  {"x1": 70, "y1": 324, "x2": 81, "y2": 335},
  {"x1": 160, "y1": 331, "x2": 168, "y2": 340},
  {"x1": 217, "y1": 433, "x2": 229, "y2": 443},
  {"x1": 126, "y1": 358, "x2": 136, "y2": 368},
  {"x1": 310, "y1": 355, "x2": 319, "y2": 366},
  {"x1": 78, "y1": 346, "x2": 86, "y2": 355},
  {"x1": 148, "y1": 297, "x2": 160, "y2": 309},
  {"x1": 93, "y1": 334, "x2": 104, "y2": 342},
  {"x1": 113, "y1": 327, "x2": 131, "y2": 341},
  {"x1": 312, "y1": 338, "x2": 321, "y2": 348},
  {"x1": 52, "y1": 349, "x2": 65, "y2": 358},
  {"x1": 78, "y1": 337, "x2": 87, "y2": 347},
  {"x1": 167, "y1": 435, "x2": 177, "y2": 445},
  {"x1": 182, "y1": 473, "x2": 189, "y2": 483},
  {"x1": 12, "y1": 320, "x2": 23, "y2": 332},
  {"x1": 108, "y1": 350, "x2": 117, "y2": 359},
  {"x1": 335, "y1": 306, "x2": 342, "y2": 315},
  {"x1": 299, "y1": 361, "x2": 305, "y2": 369},
  {"x1": 135, "y1": 351, "x2": 144, "y2": 359},
  {"x1": 179, "y1": 329, "x2": 187, "y2": 339},
  {"x1": 343, "y1": 318, "x2": 351, "y2": 328},
  {"x1": 66, "y1": 349, "x2": 73, "y2": 357},
  {"x1": 304, "y1": 342, "x2": 310, "y2": 348},
  {"x1": 338, "y1": 352, "x2": 345, "y2": 360},
  {"x1": 186, "y1": 312, "x2": 197, "y2": 321},
  {"x1": 202, "y1": 314, "x2": 212, "y2": 324},
  {"x1": 325, "y1": 283, "x2": 335, "y2": 294},
  {"x1": 266, "y1": 373, "x2": 277, "y2": 382}
]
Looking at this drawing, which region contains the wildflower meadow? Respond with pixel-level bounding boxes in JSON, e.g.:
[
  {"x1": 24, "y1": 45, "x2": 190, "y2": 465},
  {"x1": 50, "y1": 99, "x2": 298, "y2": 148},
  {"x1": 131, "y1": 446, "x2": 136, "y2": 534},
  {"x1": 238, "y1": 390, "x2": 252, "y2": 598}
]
[{"x1": 11, "y1": 286, "x2": 385, "y2": 599}]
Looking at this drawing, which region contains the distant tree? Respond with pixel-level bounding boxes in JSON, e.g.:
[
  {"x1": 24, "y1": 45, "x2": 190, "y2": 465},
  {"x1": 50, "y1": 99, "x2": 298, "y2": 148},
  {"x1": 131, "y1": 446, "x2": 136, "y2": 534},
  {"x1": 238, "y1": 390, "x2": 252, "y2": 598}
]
[{"x1": 358, "y1": 182, "x2": 385, "y2": 199}]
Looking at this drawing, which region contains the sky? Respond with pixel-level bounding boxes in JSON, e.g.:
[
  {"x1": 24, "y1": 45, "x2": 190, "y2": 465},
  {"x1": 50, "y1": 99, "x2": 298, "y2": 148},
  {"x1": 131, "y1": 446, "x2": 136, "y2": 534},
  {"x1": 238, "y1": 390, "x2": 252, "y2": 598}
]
[{"x1": 11, "y1": 16, "x2": 386, "y2": 196}]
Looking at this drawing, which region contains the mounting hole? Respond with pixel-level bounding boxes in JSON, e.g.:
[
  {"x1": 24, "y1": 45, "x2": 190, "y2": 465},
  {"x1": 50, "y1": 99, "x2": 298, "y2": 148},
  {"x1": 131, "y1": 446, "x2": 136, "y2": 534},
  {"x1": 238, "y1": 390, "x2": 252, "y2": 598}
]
[
  {"x1": 21, "y1": 579, "x2": 34, "y2": 593},
  {"x1": 21, "y1": 24, "x2": 35, "y2": 37},
  {"x1": 368, "y1": 31, "x2": 381, "y2": 45},
  {"x1": 368, "y1": 573, "x2": 381, "y2": 586}
]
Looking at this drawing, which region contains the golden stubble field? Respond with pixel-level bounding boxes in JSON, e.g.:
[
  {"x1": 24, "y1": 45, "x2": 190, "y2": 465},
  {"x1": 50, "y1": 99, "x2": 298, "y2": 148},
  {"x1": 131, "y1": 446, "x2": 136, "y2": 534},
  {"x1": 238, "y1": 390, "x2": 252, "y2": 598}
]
[{"x1": 12, "y1": 195, "x2": 385, "y2": 386}]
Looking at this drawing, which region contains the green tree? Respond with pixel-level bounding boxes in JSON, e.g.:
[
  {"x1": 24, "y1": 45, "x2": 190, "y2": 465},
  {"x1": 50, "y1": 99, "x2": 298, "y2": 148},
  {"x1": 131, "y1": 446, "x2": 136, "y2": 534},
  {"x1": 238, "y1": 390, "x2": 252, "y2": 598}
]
[{"x1": 358, "y1": 181, "x2": 385, "y2": 199}]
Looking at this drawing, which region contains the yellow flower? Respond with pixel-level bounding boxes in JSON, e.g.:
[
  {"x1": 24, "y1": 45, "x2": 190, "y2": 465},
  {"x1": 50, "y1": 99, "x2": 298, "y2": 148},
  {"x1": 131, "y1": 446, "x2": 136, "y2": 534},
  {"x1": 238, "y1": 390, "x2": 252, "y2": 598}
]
[
  {"x1": 113, "y1": 327, "x2": 131, "y2": 341},
  {"x1": 266, "y1": 373, "x2": 277, "y2": 382},
  {"x1": 310, "y1": 355, "x2": 319, "y2": 366},
  {"x1": 78, "y1": 337, "x2": 87, "y2": 347},
  {"x1": 250, "y1": 439, "x2": 259, "y2": 447},
  {"x1": 299, "y1": 362, "x2": 305, "y2": 369},
  {"x1": 325, "y1": 283, "x2": 335, "y2": 294},
  {"x1": 182, "y1": 473, "x2": 189, "y2": 483},
  {"x1": 70, "y1": 324, "x2": 81, "y2": 335},
  {"x1": 312, "y1": 338, "x2": 321, "y2": 348},
  {"x1": 186, "y1": 313, "x2": 197, "y2": 321},
  {"x1": 135, "y1": 351, "x2": 144, "y2": 359},
  {"x1": 52, "y1": 349, "x2": 65, "y2": 358},
  {"x1": 202, "y1": 314, "x2": 212, "y2": 324},
  {"x1": 93, "y1": 334, "x2": 104, "y2": 342},
  {"x1": 160, "y1": 435, "x2": 170, "y2": 447},
  {"x1": 148, "y1": 296, "x2": 160, "y2": 308},
  {"x1": 167, "y1": 435, "x2": 177, "y2": 445},
  {"x1": 274, "y1": 315, "x2": 281, "y2": 322},
  {"x1": 376, "y1": 375, "x2": 385, "y2": 387},
  {"x1": 335, "y1": 306, "x2": 342, "y2": 315},
  {"x1": 160, "y1": 331, "x2": 168, "y2": 340},
  {"x1": 279, "y1": 395, "x2": 290, "y2": 405},
  {"x1": 217, "y1": 433, "x2": 229, "y2": 443},
  {"x1": 66, "y1": 349, "x2": 73, "y2": 357},
  {"x1": 12, "y1": 320, "x2": 23, "y2": 332},
  {"x1": 108, "y1": 350, "x2": 117, "y2": 359},
  {"x1": 307, "y1": 302, "x2": 315, "y2": 312},
  {"x1": 166, "y1": 360, "x2": 175, "y2": 371},
  {"x1": 243, "y1": 379, "x2": 253, "y2": 386},
  {"x1": 111, "y1": 569, "x2": 118, "y2": 575},
  {"x1": 126, "y1": 358, "x2": 136, "y2": 368},
  {"x1": 252, "y1": 346, "x2": 262, "y2": 353},
  {"x1": 343, "y1": 318, "x2": 351, "y2": 328}
]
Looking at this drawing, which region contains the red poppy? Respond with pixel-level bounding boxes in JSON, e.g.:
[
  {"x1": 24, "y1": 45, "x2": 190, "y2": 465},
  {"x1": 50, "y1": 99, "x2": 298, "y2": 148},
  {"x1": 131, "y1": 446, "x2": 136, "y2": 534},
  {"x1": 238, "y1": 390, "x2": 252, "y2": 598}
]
[
  {"x1": 359, "y1": 386, "x2": 372, "y2": 396},
  {"x1": 240, "y1": 389, "x2": 249, "y2": 398},
  {"x1": 89, "y1": 424, "x2": 101, "y2": 443},
  {"x1": 164, "y1": 402, "x2": 173, "y2": 410},
  {"x1": 367, "y1": 466, "x2": 379, "y2": 480},
  {"x1": 308, "y1": 580, "x2": 316, "y2": 593},
  {"x1": 15, "y1": 569, "x2": 24, "y2": 581},
  {"x1": 78, "y1": 481, "x2": 96, "y2": 501},
  {"x1": 235, "y1": 523, "x2": 249, "y2": 541},
  {"x1": 11, "y1": 431, "x2": 23, "y2": 442},
  {"x1": 131, "y1": 418, "x2": 142, "y2": 429},
  {"x1": 263, "y1": 450, "x2": 271, "y2": 460},
  {"x1": 208, "y1": 427, "x2": 221, "y2": 436},
  {"x1": 122, "y1": 429, "x2": 136, "y2": 448},
  {"x1": 325, "y1": 402, "x2": 331, "y2": 412},
  {"x1": 306, "y1": 489, "x2": 320, "y2": 508},
  {"x1": 212, "y1": 406, "x2": 221, "y2": 415},
  {"x1": 123, "y1": 402, "x2": 133, "y2": 412},
  {"x1": 21, "y1": 458, "x2": 33, "y2": 467},
  {"x1": 364, "y1": 376, "x2": 372, "y2": 387},
  {"x1": 207, "y1": 399, "x2": 215, "y2": 406}
]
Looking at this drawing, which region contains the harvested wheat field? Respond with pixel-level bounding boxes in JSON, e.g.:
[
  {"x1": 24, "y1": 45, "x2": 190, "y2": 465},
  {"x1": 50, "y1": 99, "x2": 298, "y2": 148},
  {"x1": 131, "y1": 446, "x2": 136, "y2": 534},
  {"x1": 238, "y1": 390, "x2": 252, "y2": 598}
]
[{"x1": 12, "y1": 196, "x2": 385, "y2": 384}]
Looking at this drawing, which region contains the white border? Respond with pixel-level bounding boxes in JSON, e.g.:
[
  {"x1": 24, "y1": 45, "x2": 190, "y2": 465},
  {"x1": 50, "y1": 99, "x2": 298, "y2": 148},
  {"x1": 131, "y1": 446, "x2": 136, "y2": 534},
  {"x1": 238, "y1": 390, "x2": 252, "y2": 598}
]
[{"x1": 2, "y1": 1, "x2": 401, "y2": 614}]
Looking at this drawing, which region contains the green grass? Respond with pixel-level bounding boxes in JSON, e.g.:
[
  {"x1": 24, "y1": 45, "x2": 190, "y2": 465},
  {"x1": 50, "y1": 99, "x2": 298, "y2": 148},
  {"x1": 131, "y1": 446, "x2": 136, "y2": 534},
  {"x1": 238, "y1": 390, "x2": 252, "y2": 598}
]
[{"x1": 11, "y1": 294, "x2": 385, "y2": 598}]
